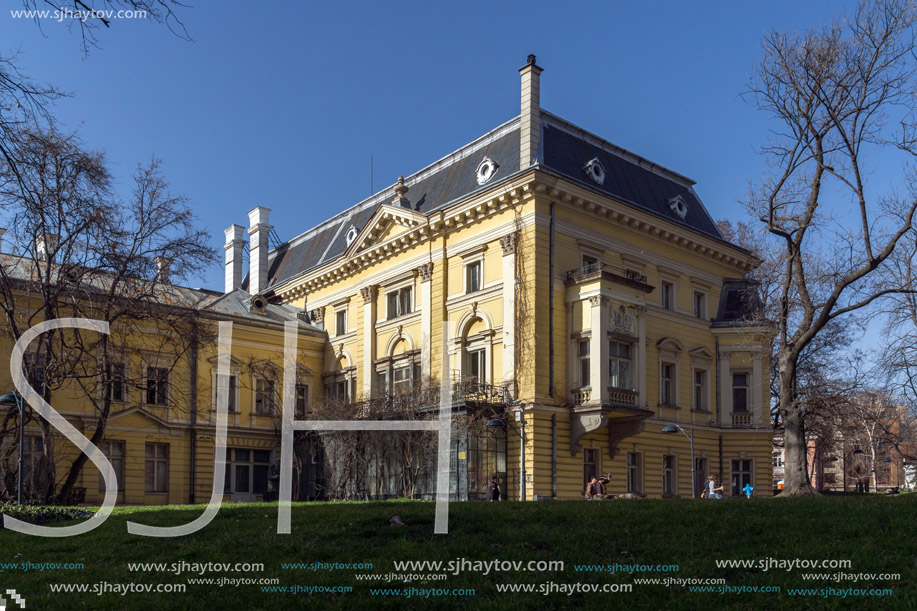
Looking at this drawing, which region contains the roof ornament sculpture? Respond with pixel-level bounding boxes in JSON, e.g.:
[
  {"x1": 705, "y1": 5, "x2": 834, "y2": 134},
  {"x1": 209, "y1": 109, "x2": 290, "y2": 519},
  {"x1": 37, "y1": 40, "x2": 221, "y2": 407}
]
[{"x1": 391, "y1": 175, "x2": 411, "y2": 208}]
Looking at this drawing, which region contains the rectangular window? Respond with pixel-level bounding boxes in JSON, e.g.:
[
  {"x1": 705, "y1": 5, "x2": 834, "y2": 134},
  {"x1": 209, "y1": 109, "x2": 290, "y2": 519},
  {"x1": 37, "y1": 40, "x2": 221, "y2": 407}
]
[
  {"x1": 582, "y1": 255, "x2": 599, "y2": 274},
  {"x1": 694, "y1": 370, "x2": 707, "y2": 411},
  {"x1": 98, "y1": 441, "x2": 125, "y2": 492},
  {"x1": 224, "y1": 448, "x2": 272, "y2": 496},
  {"x1": 25, "y1": 354, "x2": 47, "y2": 396},
  {"x1": 626, "y1": 452, "x2": 642, "y2": 494},
  {"x1": 468, "y1": 348, "x2": 486, "y2": 382},
  {"x1": 662, "y1": 454, "x2": 676, "y2": 495},
  {"x1": 732, "y1": 373, "x2": 749, "y2": 412},
  {"x1": 146, "y1": 367, "x2": 169, "y2": 406},
  {"x1": 255, "y1": 378, "x2": 276, "y2": 414},
  {"x1": 731, "y1": 459, "x2": 752, "y2": 496},
  {"x1": 578, "y1": 340, "x2": 590, "y2": 387},
  {"x1": 335, "y1": 310, "x2": 347, "y2": 336},
  {"x1": 376, "y1": 370, "x2": 389, "y2": 393},
  {"x1": 609, "y1": 341, "x2": 632, "y2": 389},
  {"x1": 661, "y1": 281, "x2": 674, "y2": 310},
  {"x1": 386, "y1": 287, "x2": 412, "y2": 319},
  {"x1": 326, "y1": 379, "x2": 348, "y2": 402},
  {"x1": 393, "y1": 363, "x2": 412, "y2": 392},
  {"x1": 107, "y1": 363, "x2": 126, "y2": 403},
  {"x1": 583, "y1": 448, "x2": 598, "y2": 489},
  {"x1": 660, "y1": 362, "x2": 674, "y2": 405},
  {"x1": 466, "y1": 261, "x2": 482, "y2": 294},
  {"x1": 145, "y1": 443, "x2": 168, "y2": 493},
  {"x1": 295, "y1": 384, "x2": 309, "y2": 418},
  {"x1": 21, "y1": 436, "x2": 43, "y2": 493},
  {"x1": 694, "y1": 291, "x2": 707, "y2": 319},
  {"x1": 772, "y1": 450, "x2": 784, "y2": 468}
]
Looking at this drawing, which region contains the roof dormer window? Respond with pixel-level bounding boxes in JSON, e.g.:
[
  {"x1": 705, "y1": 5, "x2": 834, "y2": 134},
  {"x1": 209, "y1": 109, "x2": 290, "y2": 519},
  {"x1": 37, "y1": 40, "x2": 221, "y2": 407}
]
[
  {"x1": 345, "y1": 224, "x2": 359, "y2": 246},
  {"x1": 476, "y1": 156, "x2": 499, "y2": 185},
  {"x1": 583, "y1": 158, "x2": 606, "y2": 185},
  {"x1": 668, "y1": 195, "x2": 688, "y2": 219}
]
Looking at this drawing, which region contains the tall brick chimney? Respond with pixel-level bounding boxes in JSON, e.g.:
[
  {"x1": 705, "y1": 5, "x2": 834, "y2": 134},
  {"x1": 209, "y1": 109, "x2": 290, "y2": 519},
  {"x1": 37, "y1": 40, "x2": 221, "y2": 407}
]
[
  {"x1": 224, "y1": 224, "x2": 245, "y2": 293},
  {"x1": 247, "y1": 207, "x2": 272, "y2": 294},
  {"x1": 519, "y1": 54, "x2": 543, "y2": 169}
]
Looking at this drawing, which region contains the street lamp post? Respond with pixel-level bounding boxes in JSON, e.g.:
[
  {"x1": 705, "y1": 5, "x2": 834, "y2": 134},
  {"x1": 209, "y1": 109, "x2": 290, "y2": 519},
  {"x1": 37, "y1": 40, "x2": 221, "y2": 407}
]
[
  {"x1": 661, "y1": 423, "x2": 695, "y2": 499},
  {"x1": 486, "y1": 402, "x2": 528, "y2": 501},
  {"x1": 0, "y1": 391, "x2": 25, "y2": 505}
]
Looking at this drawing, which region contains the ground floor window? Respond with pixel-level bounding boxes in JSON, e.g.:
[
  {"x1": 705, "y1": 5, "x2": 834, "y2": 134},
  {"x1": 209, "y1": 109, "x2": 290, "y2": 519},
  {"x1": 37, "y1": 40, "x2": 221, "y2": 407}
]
[
  {"x1": 145, "y1": 443, "x2": 169, "y2": 493},
  {"x1": 98, "y1": 441, "x2": 125, "y2": 492},
  {"x1": 583, "y1": 448, "x2": 598, "y2": 488},
  {"x1": 662, "y1": 454, "x2": 676, "y2": 496},
  {"x1": 731, "y1": 459, "x2": 752, "y2": 496},
  {"x1": 626, "y1": 451, "x2": 642, "y2": 494},
  {"x1": 224, "y1": 448, "x2": 272, "y2": 496}
]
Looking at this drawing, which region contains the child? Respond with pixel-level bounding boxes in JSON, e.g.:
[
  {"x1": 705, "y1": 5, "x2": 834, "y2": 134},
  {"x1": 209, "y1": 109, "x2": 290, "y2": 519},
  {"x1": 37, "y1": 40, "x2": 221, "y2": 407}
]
[{"x1": 705, "y1": 475, "x2": 724, "y2": 499}]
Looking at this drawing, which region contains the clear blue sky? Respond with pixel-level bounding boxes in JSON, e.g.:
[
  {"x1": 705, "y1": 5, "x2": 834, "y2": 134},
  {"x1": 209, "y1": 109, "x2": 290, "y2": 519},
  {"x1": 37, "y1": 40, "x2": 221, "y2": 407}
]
[{"x1": 1, "y1": 0, "x2": 857, "y2": 290}]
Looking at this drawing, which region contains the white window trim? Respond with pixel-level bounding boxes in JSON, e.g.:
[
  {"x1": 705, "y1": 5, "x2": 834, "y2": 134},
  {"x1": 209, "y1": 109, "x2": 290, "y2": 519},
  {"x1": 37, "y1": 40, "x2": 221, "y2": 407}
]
[
  {"x1": 210, "y1": 366, "x2": 241, "y2": 413},
  {"x1": 251, "y1": 373, "x2": 279, "y2": 416},
  {"x1": 730, "y1": 370, "x2": 751, "y2": 413},
  {"x1": 691, "y1": 365, "x2": 711, "y2": 412},
  {"x1": 385, "y1": 284, "x2": 414, "y2": 320},
  {"x1": 142, "y1": 363, "x2": 172, "y2": 407},
  {"x1": 662, "y1": 453, "x2": 677, "y2": 496},
  {"x1": 106, "y1": 360, "x2": 130, "y2": 404},
  {"x1": 626, "y1": 450, "x2": 643, "y2": 494},
  {"x1": 659, "y1": 358, "x2": 678, "y2": 407}
]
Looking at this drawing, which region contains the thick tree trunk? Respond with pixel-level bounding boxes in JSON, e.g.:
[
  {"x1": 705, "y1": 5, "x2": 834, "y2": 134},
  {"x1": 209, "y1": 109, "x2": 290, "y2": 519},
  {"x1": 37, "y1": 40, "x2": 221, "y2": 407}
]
[{"x1": 780, "y1": 358, "x2": 817, "y2": 496}]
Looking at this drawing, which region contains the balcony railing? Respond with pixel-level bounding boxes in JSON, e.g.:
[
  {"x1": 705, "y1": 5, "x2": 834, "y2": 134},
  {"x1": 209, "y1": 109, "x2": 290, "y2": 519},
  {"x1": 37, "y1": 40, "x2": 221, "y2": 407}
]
[
  {"x1": 349, "y1": 379, "x2": 512, "y2": 418},
  {"x1": 565, "y1": 263, "x2": 648, "y2": 285},
  {"x1": 572, "y1": 388, "x2": 591, "y2": 405},
  {"x1": 731, "y1": 412, "x2": 752, "y2": 428},
  {"x1": 607, "y1": 387, "x2": 638, "y2": 408}
]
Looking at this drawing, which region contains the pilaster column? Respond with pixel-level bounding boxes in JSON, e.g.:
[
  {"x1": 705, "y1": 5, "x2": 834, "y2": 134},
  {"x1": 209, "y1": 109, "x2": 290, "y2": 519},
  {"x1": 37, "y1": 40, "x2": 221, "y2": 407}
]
[
  {"x1": 418, "y1": 262, "x2": 434, "y2": 380},
  {"x1": 637, "y1": 305, "x2": 647, "y2": 409},
  {"x1": 752, "y1": 350, "x2": 763, "y2": 425},
  {"x1": 500, "y1": 233, "x2": 517, "y2": 396},
  {"x1": 719, "y1": 351, "x2": 732, "y2": 423},
  {"x1": 589, "y1": 295, "x2": 609, "y2": 404},
  {"x1": 360, "y1": 286, "x2": 377, "y2": 397}
]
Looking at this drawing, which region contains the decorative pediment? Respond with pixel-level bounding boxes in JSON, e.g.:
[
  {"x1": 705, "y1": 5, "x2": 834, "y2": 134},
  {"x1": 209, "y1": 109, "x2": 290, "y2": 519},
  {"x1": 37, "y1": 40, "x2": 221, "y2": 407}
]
[
  {"x1": 106, "y1": 405, "x2": 174, "y2": 429},
  {"x1": 206, "y1": 354, "x2": 244, "y2": 367},
  {"x1": 656, "y1": 337, "x2": 685, "y2": 353},
  {"x1": 689, "y1": 346, "x2": 715, "y2": 360},
  {"x1": 345, "y1": 205, "x2": 428, "y2": 258}
]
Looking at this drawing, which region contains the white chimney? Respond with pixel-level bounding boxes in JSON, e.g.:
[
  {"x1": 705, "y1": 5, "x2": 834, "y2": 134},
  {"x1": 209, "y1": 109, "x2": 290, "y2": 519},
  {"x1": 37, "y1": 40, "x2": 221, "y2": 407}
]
[
  {"x1": 154, "y1": 256, "x2": 172, "y2": 284},
  {"x1": 35, "y1": 233, "x2": 60, "y2": 261},
  {"x1": 247, "y1": 206, "x2": 272, "y2": 294},
  {"x1": 224, "y1": 224, "x2": 246, "y2": 293},
  {"x1": 0, "y1": 228, "x2": 6, "y2": 253},
  {"x1": 519, "y1": 54, "x2": 543, "y2": 169}
]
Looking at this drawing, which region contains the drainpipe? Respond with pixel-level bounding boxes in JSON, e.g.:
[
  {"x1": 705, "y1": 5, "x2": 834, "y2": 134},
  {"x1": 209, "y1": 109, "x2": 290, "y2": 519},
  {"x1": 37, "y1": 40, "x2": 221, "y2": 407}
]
[
  {"x1": 551, "y1": 413, "x2": 557, "y2": 499},
  {"x1": 189, "y1": 333, "x2": 198, "y2": 504},
  {"x1": 718, "y1": 434, "x2": 724, "y2": 495},
  {"x1": 549, "y1": 203, "x2": 555, "y2": 398}
]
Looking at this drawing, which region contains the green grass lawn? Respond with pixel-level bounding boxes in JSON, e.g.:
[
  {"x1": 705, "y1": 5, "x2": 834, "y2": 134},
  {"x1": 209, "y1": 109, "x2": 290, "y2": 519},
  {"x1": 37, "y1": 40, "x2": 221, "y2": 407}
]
[{"x1": 2, "y1": 494, "x2": 914, "y2": 610}]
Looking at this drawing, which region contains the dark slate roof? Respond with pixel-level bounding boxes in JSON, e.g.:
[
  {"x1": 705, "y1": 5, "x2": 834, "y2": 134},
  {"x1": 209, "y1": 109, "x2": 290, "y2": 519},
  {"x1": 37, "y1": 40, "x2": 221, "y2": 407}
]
[
  {"x1": 261, "y1": 111, "x2": 728, "y2": 290},
  {"x1": 712, "y1": 279, "x2": 765, "y2": 326},
  {"x1": 203, "y1": 289, "x2": 314, "y2": 325},
  {"x1": 539, "y1": 112, "x2": 722, "y2": 239},
  {"x1": 254, "y1": 118, "x2": 522, "y2": 290}
]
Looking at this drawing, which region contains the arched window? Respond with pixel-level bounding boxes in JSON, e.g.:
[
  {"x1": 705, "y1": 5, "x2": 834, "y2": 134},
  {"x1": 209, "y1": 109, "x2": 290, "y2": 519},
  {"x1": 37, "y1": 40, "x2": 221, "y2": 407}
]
[{"x1": 462, "y1": 316, "x2": 491, "y2": 383}]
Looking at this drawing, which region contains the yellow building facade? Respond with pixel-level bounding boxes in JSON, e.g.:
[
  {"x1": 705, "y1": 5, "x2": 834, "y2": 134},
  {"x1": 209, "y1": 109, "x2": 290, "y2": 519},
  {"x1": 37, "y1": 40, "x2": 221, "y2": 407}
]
[
  {"x1": 0, "y1": 251, "x2": 327, "y2": 506},
  {"x1": 254, "y1": 56, "x2": 774, "y2": 500}
]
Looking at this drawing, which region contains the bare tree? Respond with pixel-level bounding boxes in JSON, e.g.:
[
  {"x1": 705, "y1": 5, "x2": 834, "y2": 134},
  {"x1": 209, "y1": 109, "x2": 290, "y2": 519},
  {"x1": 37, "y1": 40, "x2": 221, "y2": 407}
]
[
  {"x1": 743, "y1": 0, "x2": 917, "y2": 495},
  {"x1": 0, "y1": 125, "x2": 216, "y2": 502}
]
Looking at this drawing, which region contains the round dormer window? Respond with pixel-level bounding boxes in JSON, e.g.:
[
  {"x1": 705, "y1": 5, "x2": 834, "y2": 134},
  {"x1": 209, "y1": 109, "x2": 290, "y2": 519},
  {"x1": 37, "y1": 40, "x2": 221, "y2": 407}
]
[
  {"x1": 345, "y1": 224, "x2": 359, "y2": 246},
  {"x1": 476, "y1": 156, "x2": 499, "y2": 185},
  {"x1": 583, "y1": 158, "x2": 606, "y2": 185},
  {"x1": 668, "y1": 195, "x2": 688, "y2": 219}
]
